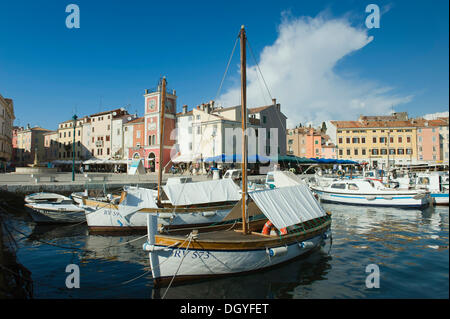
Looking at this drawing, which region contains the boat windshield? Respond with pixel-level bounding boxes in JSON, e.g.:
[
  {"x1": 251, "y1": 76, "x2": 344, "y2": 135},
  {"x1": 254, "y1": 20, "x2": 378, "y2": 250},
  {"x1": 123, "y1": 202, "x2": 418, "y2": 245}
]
[
  {"x1": 348, "y1": 183, "x2": 359, "y2": 190},
  {"x1": 331, "y1": 183, "x2": 346, "y2": 189}
]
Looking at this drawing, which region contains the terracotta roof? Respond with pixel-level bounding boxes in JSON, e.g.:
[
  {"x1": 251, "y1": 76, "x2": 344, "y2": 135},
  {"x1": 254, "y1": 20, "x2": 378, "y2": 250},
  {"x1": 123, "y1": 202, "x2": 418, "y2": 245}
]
[
  {"x1": 248, "y1": 105, "x2": 273, "y2": 114},
  {"x1": 331, "y1": 117, "x2": 449, "y2": 129},
  {"x1": 124, "y1": 117, "x2": 144, "y2": 125},
  {"x1": 89, "y1": 108, "x2": 127, "y2": 118},
  {"x1": 176, "y1": 110, "x2": 193, "y2": 116}
]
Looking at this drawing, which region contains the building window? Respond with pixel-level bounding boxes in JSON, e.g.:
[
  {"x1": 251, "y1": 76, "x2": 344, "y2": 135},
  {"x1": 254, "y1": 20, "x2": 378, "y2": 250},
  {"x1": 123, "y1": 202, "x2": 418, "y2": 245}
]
[
  {"x1": 106, "y1": 135, "x2": 110, "y2": 142},
  {"x1": 398, "y1": 149, "x2": 405, "y2": 155},
  {"x1": 346, "y1": 149, "x2": 350, "y2": 156},
  {"x1": 379, "y1": 137, "x2": 386, "y2": 143},
  {"x1": 136, "y1": 130, "x2": 141, "y2": 138},
  {"x1": 354, "y1": 149, "x2": 358, "y2": 155},
  {"x1": 372, "y1": 137, "x2": 377, "y2": 143},
  {"x1": 380, "y1": 149, "x2": 387, "y2": 155},
  {"x1": 107, "y1": 148, "x2": 110, "y2": 155},
  {"x1": 361, "y1": 137, "x2": 366, "y2": 144},
  {"x1": 346, "y1": 137, "x2": 350, "y2": 144},
  {"x1": 389, "y1": 149, "x2": 396, "y2": 155},
  {"x1": 398, "y1": 137, "x2": 402, "y2": 143},
  {"x1": 263, "y1": 116, "x2": 267, "y2": 124},
  {"x1": 352, "y1": 137, "x2": 359, "y2": 143},
  {"x1": 338, "y1": 137, "x2": 343, "y2": 144},
  {"x1": 362, "y1": 149, "x2": 366, "y2": 156},
  {"x1": 372, "y1": 149, "x2": 379, "y2": 155}
]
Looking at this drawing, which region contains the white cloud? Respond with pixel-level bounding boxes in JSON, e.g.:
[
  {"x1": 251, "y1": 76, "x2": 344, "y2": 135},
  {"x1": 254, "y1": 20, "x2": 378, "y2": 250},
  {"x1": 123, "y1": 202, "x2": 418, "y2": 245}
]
[
  {"x1": 423, "y1": 111, "x2": 449, "y2": 120},
  {"x1": 217, "y1": 13, "x2": 413, "y2": 128}
]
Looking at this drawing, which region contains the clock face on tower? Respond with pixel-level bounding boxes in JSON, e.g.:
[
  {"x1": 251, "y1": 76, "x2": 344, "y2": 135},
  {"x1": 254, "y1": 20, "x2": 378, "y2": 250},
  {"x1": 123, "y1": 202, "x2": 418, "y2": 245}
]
[{"x1": 149, "y1": 99, "x2": 156, "y2": 111}]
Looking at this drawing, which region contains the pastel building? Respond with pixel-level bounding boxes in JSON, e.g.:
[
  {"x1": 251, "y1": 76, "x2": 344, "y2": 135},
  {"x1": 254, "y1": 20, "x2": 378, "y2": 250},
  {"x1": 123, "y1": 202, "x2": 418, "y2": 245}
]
[
  {"x1": 416, "y1": 118, "x2": 449, "y2": 164},
  {"x1": 14, "y1": 125, "x2": 52, "y2": 166},
  {"x1": 43, "y1": 131, "x2": 58, "y2": 162},
  {"x1": 330, "y1": 119, "x2": 418, "y2": 168},
  {"x1": 57, "y1": 116, "x2": 88, "y2": 161},
  {"x1": 286, "y1": 126, "x2": 336, "y2": 159}
]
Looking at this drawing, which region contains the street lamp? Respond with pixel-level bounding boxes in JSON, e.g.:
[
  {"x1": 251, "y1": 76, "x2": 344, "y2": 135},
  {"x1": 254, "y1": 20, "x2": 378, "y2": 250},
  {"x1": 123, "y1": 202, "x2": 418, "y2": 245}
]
[{"x1": 72, "y1": 114, "x2": 78, "y2": 181}]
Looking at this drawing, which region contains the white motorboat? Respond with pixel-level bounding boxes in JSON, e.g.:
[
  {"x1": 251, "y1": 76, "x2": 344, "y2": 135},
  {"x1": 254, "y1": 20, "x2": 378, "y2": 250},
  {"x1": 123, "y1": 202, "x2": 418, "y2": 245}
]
[{"x1": 311, "y1": 179, "x2": 431, "y2": 208}]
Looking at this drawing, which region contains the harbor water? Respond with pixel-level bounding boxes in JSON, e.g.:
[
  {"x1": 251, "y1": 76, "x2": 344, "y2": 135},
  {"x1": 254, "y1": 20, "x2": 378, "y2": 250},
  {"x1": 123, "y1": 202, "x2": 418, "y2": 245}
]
[{"x1": 2, "y1": 203, "x2": 448, "y2": 299}]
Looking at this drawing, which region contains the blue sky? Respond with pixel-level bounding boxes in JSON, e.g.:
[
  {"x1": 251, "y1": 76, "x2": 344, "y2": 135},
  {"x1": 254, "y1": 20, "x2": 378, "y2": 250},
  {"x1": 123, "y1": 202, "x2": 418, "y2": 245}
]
[{"x1": 0, "y1": 0, "x2": 448, "y2": 129}]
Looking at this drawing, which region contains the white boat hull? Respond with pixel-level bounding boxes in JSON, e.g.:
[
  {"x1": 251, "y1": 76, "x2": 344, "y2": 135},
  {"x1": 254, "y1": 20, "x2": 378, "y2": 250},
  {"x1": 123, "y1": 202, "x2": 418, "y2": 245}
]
[
  {"x1": 83, "y1": 205, "x2": 234, "y2": 231},
  {"x1": 313, "y1": 190, "x2": 430, "y2": 208},
  {"x1": 431, "y1": 192, "x2": 449, "y2": 205},
  {"x1": 26, "y1": 204, "x2": 86, "y2": 224},
  {"x1": 144, "y1": 233, "x2": 327, "y2": 285}
]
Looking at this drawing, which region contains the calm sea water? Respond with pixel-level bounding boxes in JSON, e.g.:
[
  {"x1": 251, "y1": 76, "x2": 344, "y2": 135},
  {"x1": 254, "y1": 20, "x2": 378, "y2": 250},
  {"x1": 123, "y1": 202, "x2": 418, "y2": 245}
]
[{"x1": 4, "y1": 203, "x2": 449, "y2": 299}]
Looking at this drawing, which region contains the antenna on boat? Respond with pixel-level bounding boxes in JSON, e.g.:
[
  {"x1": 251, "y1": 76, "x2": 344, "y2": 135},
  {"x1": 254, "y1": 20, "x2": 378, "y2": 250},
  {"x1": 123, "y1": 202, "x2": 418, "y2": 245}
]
[{"x1": 240, "y1": 25, "x2": 249, "y2": 234}]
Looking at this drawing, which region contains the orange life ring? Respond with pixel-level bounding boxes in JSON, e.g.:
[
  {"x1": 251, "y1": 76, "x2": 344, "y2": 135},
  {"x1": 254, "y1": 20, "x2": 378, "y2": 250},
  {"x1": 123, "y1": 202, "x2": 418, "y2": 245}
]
[{"x1": 262, "y1": 221, "x2": 288, "y2": 235}]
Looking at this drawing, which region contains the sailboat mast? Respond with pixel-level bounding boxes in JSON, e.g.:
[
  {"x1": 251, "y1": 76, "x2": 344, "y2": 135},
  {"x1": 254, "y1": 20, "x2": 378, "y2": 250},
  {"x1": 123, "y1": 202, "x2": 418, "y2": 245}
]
[
  {"x1": 157, "y1": 77, "x2": 167, "y2": 204},
  {"x1": 240, "y1": 25, "x2": 249, "y2": 234}
]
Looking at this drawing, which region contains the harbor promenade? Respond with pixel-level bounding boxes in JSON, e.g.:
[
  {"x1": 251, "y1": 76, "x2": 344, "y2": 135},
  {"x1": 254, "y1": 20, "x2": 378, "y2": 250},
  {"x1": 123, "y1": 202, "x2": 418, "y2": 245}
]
[{"x1": 0, "y1": 172, "x2": 266, "y2": 195}]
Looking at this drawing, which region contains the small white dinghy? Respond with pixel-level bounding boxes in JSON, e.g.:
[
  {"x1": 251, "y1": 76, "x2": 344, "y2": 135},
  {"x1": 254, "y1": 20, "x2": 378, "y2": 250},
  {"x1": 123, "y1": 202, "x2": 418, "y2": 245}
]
[
  {"x1": 25, "y1": 192, "x2": 73, "y2": 204},
  {"x1": 24, "y1": 192, "x2": 85, "y2": 224}
]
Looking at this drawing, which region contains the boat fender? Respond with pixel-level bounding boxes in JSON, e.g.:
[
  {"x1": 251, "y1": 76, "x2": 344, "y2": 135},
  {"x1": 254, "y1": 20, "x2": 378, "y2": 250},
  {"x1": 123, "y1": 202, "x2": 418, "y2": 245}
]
[
  {"x1": 142, "y1": 243, "x2": 172, "y2": 252},
  {"x1": 266, "y1": 246, "x2": 288, "y2": 257},
  {"x1": 299, "y1": 241, "x2": 314, "y2": 249},
  {"x1": 202, "y1": 211, "x2": 216, "y2": 217}
]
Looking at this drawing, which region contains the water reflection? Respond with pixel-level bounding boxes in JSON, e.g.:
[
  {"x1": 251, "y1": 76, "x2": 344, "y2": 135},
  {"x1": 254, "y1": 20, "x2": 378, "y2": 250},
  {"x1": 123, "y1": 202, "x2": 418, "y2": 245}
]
[
  {"x1": 7, "y1": 203, "x2": 449, "y2": 298},
  {"x1": 152, "y1": 247, "x2": 333, "y2": 299}
]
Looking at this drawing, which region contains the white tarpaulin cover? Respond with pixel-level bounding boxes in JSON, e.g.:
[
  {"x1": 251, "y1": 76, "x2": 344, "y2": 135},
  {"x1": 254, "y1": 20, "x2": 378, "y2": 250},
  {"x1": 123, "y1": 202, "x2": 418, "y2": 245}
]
[
  {"x1": 249, "y1": 184, "x2": 326, "y2": 229},
  {"x1": 163, "y1": 179, "x2": 241, "y2": 206},
  {"x1": 119, "y1": 186, "x2": 158, "y2": 218},
  {"x1": 171, "y1": 153, "x2": 201, "y2": 163},
  {"x1": 272, "y1": 170, "x2": 306, "y2": 188}
]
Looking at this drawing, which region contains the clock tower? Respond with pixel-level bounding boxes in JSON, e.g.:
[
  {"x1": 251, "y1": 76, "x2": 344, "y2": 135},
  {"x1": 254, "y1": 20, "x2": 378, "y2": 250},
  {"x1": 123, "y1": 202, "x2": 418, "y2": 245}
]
[{"x1": 140, "y1": 81, "x2": 177, "y2": 172}]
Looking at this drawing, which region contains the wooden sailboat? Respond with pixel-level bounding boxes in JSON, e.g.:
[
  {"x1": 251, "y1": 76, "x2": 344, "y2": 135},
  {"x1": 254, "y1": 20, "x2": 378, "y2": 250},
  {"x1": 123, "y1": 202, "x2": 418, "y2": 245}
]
[
  {"x1": 143, "y1": 26, "x2": 332, "y2": 287},
  {"x1": 81, "y1": 78, "x2": 247, "y2": 233}
]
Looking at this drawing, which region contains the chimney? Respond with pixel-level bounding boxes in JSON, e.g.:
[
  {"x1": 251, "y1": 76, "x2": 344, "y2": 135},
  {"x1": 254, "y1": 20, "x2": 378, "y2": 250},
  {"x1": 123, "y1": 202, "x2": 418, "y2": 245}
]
[
  {"x1": 182, "y1": 105, "x2": 188, "y2": 114},
  {"x1": 272, "y1": 98, "x2": 276, "y2": 105},
  {"x1": 172, "y1": 89, "x2": 176, "y2": 95}
]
